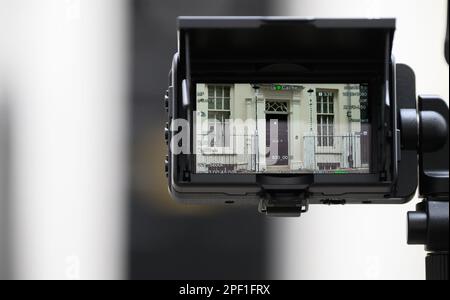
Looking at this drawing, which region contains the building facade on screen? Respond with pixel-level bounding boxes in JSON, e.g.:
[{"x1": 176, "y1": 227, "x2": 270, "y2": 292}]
[{"x1": 194, "y1": 83, "x2": 370, "y2": 174}]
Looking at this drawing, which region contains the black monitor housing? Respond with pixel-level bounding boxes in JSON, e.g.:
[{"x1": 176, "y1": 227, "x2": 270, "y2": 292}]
[{"x1": 165, "y1": 18, "x2": 421, "y2": 216}]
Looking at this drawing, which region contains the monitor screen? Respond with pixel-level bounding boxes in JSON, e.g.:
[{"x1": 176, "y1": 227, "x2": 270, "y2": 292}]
[{"x1": 194, "y1": 83, "x2": 370, "y2": 174}]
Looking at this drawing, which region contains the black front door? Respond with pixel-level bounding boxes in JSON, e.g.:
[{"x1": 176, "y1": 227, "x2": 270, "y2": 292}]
[{"x1": 266, "y1": 114, "x2": 289, "y2": 166}]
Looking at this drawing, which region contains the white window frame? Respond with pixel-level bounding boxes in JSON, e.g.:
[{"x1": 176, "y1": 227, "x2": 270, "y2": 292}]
[
  {"x1": 202, "y1": 85, "x2": 234, "y2": 154},
  {"x1": 317, "y1": 90, "x2": 336, "y2": 148}
]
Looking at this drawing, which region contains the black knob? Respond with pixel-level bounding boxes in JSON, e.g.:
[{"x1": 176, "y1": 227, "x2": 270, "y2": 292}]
[
  {"x1": 407, "y1": 211, "x2": 428, "y2": 245},
  {"x1": 165, "y1": 128, "x2": 170, "y2": 144},
  {"x1": 165, "y1": 156, "x2": 169, "y2": 177},
  {"x1": 165, "y1": 122, "x2": 170, "y2": 144},
  {"x1": 164, "y1": 90, "x2": 170, "y2": 112}
]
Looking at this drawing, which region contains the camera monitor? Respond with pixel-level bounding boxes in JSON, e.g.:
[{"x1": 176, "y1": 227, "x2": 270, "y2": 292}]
[
  {"x1": 166, "y1": 18, "x2": 420, "y2": 212},
  {"x1": 194, "y1": 83, "x2": 370, "y2": 175}
]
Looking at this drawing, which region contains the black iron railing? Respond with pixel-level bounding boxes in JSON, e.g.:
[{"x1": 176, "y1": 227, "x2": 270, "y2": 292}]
[
  {"x1": 196, "y1": 134, "x2": 370, "y2": 173},
  {"x1": 303, "y1": 134, "x2": 370, "y2": 173},
  {"x1": 196, "y1": 134, "x2": 258, "y2": 173}
]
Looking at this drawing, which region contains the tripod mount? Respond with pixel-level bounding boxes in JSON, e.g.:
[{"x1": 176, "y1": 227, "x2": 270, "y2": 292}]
[{"x1": 401, "y1": 95, "x2": 449, "y2": 280}]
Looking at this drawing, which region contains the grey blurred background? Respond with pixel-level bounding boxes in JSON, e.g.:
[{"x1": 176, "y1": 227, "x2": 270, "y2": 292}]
[
  {"x1": 129, "y1": 0, "x2": 270, "y2": 280},
  {"x1": 0, "y1": 0, "x2": 448, "y2": 280}
]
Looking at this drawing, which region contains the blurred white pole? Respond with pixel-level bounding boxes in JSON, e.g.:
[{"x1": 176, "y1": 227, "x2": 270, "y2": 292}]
[
  {"x1": 272, "y1": 0, "x2": 449, "y2": 280},
  {"x1": 0, "y1": 0, "x2": 10, "y2": 279},
  {"x1": 6, "y1": 0, "x2": 129, "y2": 280},
  {"x1": 0, "y1": 89, "x2": 9, "y2": 281}
]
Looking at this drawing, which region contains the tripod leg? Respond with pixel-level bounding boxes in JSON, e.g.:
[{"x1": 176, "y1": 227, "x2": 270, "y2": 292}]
[
  {"x1": 426, "y1": 253, "x2": 449, "y2": 280},
  {"x1": 408, "y1": 200, "x2": 449, "y2": 280}
]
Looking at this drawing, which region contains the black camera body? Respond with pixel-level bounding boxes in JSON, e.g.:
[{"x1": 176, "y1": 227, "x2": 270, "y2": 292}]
[{"x1": 165, "y1": 17, "x2": 420, "y2": 216}]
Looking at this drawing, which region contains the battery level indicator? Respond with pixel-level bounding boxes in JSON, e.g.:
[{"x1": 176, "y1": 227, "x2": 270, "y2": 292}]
[{"x1": 335, "y1": 170, "x2": 349, "y2": 175}]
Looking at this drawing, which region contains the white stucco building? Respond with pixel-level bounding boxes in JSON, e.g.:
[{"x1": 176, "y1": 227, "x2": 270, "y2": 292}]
[{"x1": 195, "y1": 83, "x2": 370, "y2": 174}]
